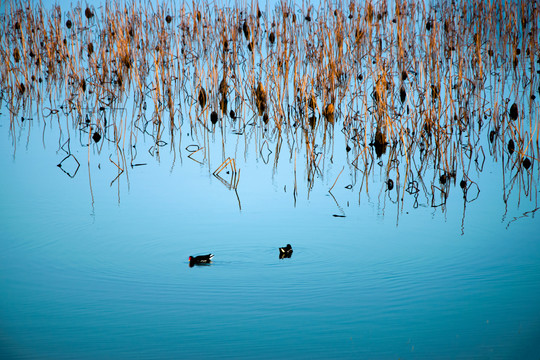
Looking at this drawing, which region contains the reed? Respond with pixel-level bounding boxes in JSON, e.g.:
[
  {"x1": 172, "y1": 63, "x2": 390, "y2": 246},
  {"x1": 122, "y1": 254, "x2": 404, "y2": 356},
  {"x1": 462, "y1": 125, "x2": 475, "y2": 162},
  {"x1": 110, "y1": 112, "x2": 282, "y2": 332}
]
[{"x1": 0, "y1": 0, "x2": 538, "y2": 211}]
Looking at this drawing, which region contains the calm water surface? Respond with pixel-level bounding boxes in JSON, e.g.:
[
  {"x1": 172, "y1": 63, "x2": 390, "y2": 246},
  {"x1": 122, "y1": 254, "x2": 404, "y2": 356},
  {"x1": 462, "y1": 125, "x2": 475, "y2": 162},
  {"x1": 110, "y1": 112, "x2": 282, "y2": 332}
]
[
  {"x1": 1, "y1": 0, "x2": 540, "y2": 358},
  {"x1": 1, "y1": 118, "x2": 540, "y2": 359}
]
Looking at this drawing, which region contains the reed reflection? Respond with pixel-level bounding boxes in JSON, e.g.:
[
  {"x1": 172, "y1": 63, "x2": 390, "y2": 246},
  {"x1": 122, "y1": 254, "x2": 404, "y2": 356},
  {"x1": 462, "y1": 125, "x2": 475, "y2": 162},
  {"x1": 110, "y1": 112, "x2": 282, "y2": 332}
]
[{"x1": 1, "y1": 0, "x2": 538, "y2": 228}]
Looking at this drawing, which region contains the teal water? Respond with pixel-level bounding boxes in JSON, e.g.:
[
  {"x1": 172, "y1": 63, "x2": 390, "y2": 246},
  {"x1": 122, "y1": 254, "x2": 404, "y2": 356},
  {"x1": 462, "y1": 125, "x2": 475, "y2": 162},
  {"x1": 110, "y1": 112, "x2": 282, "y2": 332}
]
[
  {"x1": 1, "y1": 117, "x2": 540, "y2": 359},
  {"x1": 1, "y1": 0, "x2": 540, "y2": 358}
]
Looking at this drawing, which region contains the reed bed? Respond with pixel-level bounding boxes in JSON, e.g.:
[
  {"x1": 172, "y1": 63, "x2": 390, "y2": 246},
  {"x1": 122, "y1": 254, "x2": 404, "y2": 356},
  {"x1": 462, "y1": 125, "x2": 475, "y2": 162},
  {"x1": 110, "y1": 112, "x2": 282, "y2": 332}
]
[{"x1": 1, "y1": 0, "x2": 538, "y2": 211}]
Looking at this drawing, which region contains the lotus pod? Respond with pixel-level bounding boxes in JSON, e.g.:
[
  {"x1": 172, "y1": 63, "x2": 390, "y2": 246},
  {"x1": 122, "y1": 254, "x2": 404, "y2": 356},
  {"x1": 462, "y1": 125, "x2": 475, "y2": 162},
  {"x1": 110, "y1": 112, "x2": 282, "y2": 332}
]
[
  {"x1": 210, "y1": 111, "x2": 218, "y2": 124},
  {"x1": 309, "y1": 115, "x2": 316, "y2": 129},
  {"x1": 220, "y1": 96, "x2": 227, "y2": 114},
  {"x1": 489, "y1": 130, "x2": 496, "y2": 143},
  {"x1": 509, "y1": 103, "x2": 518, "y2": 121},
  {"x1": 243, "y1": 21, "x2": 250, "y2": 40},
  {"x1": 508, "y1": 139, "x2": 515, "y2": 155},
  {"x1": 255, "y1": 82, "x2": 267, "y2": 116},
  {"x1": 401, "y1": 70, "x2": 408, "y2": 81},
  {"x1": 219, "y1": 77, "x2": 228, "y2": 96},
  {"x1": 400, "y1": 86, "x2": 406, "y2": 103},
  {"x1": 373, "y1": 129, "x2": 387, "y2": 158},
  {"x1": 439, "y1": 174, "x2": 447, "y2": 184},
  {"x1": 323, "y1": 103, "x2": 335, "y2": 124},
  {"x1": 13, "y1": 48, "x2": 20, "y2": 63},
  {"x1": 308, "y1": 94, "x2": 317, "y2": 110},
  {"x1": 85, "y1": 7, "x2": 93, "y2": 19},
  {"x1": 198, "y1": 87, "x2": 207, "y2": 109}
]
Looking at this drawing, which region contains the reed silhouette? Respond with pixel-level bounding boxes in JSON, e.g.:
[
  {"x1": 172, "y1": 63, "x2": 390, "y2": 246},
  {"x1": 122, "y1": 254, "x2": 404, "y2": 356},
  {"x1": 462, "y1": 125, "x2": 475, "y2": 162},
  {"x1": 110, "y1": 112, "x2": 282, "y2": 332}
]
[{"x1": 0, "y1": 0, "x2": 537, "y2": 218}]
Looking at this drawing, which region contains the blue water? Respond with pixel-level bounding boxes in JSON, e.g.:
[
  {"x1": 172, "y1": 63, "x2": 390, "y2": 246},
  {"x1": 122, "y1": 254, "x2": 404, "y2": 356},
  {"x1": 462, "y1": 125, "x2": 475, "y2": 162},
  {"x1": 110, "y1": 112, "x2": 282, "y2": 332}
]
[
  {"x1": 1, "y1": 118, "x2": 540, "y2": 359},
  {"x1": 1, "y1": 0, "x2": 540, "y2": 358}
]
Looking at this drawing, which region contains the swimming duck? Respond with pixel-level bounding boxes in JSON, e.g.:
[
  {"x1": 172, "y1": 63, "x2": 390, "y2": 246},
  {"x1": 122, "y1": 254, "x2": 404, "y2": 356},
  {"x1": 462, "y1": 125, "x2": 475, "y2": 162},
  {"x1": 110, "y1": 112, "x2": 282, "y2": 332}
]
[
  {"x1": 279, "y1": 244, "x2": 293, "y2": 259},
  {"x1": 189, "y1": 254, "x2": 214, "y2": 267}
]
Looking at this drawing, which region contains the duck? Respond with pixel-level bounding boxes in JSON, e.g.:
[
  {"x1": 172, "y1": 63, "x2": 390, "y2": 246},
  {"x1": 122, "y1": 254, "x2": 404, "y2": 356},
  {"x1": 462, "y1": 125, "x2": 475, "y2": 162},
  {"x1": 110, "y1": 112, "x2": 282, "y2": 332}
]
[
  {"x1": 189, "y1": 254, "x2": 214, "y2": 267},
  {"x1": 279, "y1": 244, "x2": 293, "y2": 259}
]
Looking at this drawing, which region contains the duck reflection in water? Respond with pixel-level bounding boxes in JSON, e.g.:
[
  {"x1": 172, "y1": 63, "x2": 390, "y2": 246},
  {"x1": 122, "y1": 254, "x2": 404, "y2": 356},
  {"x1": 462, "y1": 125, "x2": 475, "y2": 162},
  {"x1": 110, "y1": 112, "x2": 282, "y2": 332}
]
[
  {"x1": 279, "y1": 244, "x2": 293, "y2": 259},
  {"x1": 189, "y1": 254, "x2": 214, "y2": 267}
]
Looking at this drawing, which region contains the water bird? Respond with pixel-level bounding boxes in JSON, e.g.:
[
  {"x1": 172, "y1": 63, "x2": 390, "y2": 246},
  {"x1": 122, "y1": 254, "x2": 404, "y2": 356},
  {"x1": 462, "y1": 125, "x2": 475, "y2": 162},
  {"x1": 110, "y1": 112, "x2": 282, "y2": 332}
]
[
  {"x1": 279, "y1": 244, "x2": 293, "y2": 259},
  {"x1": 189, "y1": 254, "x2": 214, "y2": 267},
  {"x1": 523, "y1": 158, "x2": 531, "y2": 170}
]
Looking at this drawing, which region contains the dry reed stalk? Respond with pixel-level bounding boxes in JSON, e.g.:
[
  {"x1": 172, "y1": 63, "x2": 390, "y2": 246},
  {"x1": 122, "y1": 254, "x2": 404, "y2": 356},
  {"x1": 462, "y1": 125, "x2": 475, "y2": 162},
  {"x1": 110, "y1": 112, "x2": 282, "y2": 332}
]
[
  {"x1": 0, "y1": 0, "x2": 538, "y2": 208},
  {"x1": 213, "y1": 157, "x2": 236, "y2": 176}
]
